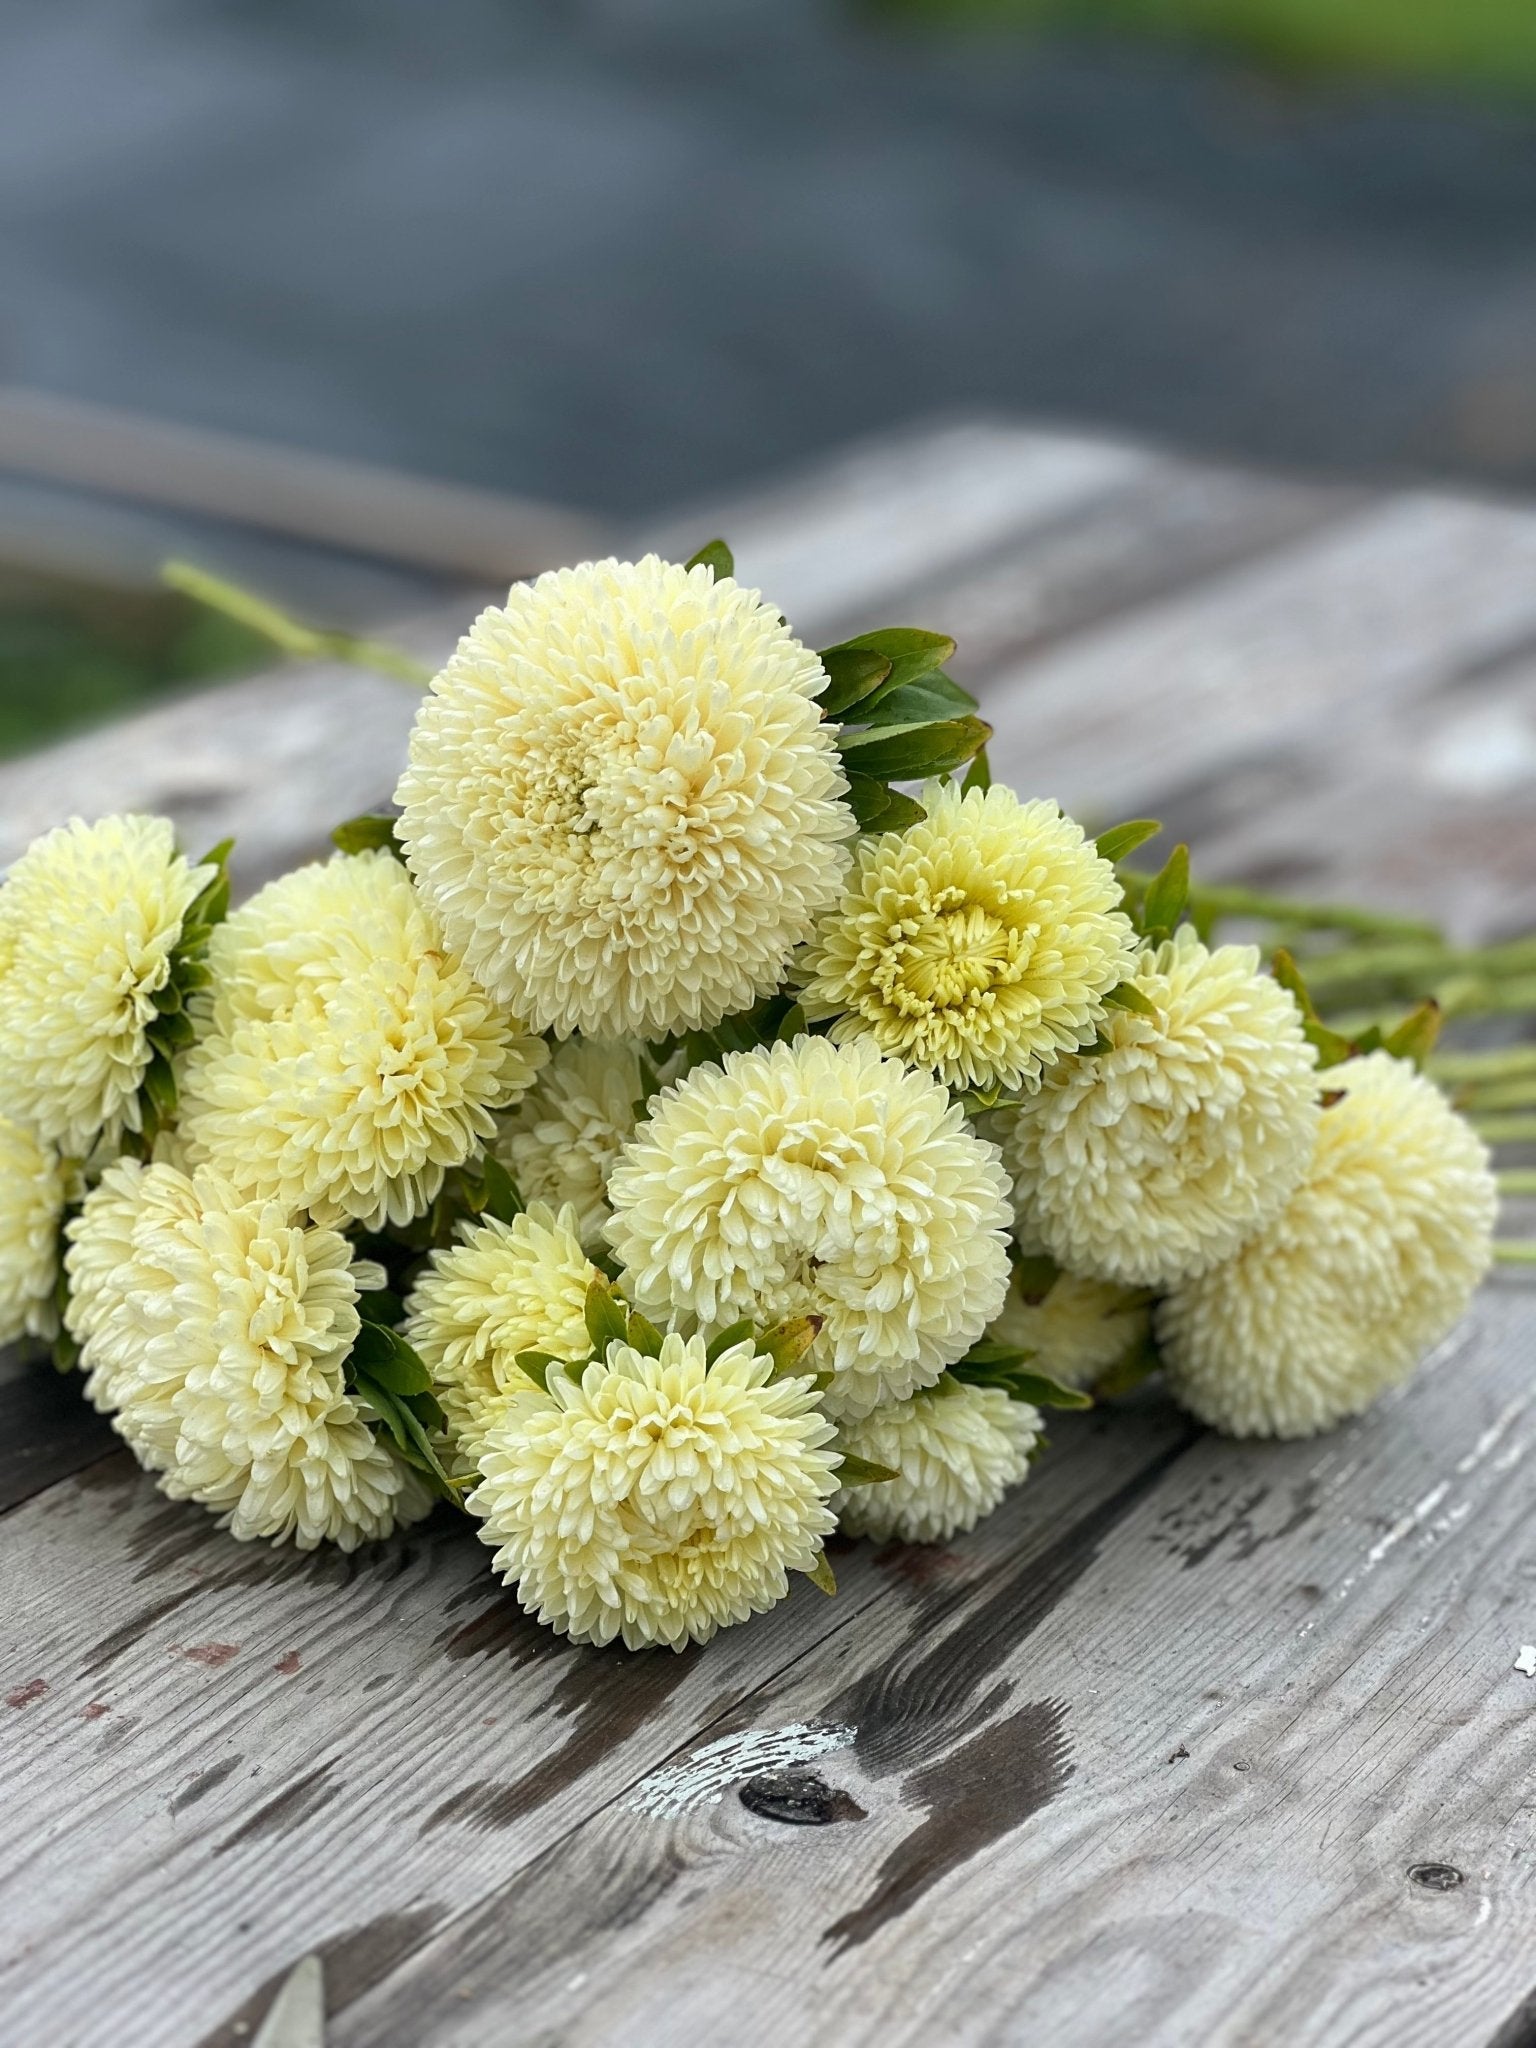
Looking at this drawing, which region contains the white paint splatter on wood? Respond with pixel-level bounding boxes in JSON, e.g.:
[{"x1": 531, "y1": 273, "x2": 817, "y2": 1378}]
[
  {"x1": 1515, "y1": 1645, "x2": 1536, "y2": 1677},
  {"x1": 625, "y1": 1723, "x2": 856, "y2": 1819}
]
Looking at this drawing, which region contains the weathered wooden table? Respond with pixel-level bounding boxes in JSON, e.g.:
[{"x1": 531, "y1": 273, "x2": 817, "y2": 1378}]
[{"x1": 4, "y1": 419, "x2": 1536, "y2": 2048}]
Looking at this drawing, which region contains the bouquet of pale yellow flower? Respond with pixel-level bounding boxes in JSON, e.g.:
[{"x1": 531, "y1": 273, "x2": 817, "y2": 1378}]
[{"x1": 7, "y1": 542, "x2": 1520, "y2": 1651}]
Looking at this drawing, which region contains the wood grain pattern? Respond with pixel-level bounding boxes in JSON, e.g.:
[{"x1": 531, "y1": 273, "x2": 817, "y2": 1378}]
[
  {"x1": 331, "y1": 1285, "x2": 1536, "y2": 2048},
  {"x1": 0, "y1": 1387, "x2": 1185, "y2": 2044},
  {"x1": 4, "y1": 415, "x2": 1536, "y2": 2048}
]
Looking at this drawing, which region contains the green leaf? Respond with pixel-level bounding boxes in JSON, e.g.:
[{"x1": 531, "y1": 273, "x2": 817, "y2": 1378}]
[
  {"x1": 357, "y1": 1287, "x2": 405, "y2": 1327},
  {"x1": 387, "y1": 1388, "x2": 461, "y2": 1494},
  {"x1": 1102, "y1": 981, "x2": 1157, "y2": 1018},
  {"x1": 684, "y1": 538, "x2": 734, "y2": 580},
  {"x1": 1094, "y1": 818, "x2": 1162, "y2": 865},
  {"x1": 961, "y1": 746, "x2": 991, "y2": 793},
  {"x1": 1272, "y1": 948, "x2": 1356, "y2": 1070},
  {"x1": 1382, "y1": 998, "x2": 1442, "y2": 1069},
  {"x1": 844, "y1": 773, "x2": 928, "y2": 834},
  {"x1": 147, "y1": 1008, "x2": 197, "y2": 1058},
  {"x1": 332, "y1": 812, "x2": 404, "y2": 859},
  {"x1": 625, "y1": 1309, "x2": 665, "y2": 1358},
  {"x1": 804, "y1": 1550, "x2": 838, "y2": 1597},
  {"x1": 1141, "y1": 843, "x2": 1190, "y2": 936},
  {"x1": 774, "y1": 1002, "x2": 808, "y2": 1044},
  {"x1": 825, "y1": 624, "x2": 954, "y2": 665},
  {"x1": 350, "y1": 1322, "x2": 433, "y2": 1396},
  {"x1": 852, "y1": 672, "x2": 978, "y2": 727},
  {"x1": 1009, "y1": 1370, "x2": 1093, "y2": 1411},
  {"x1": 515, "y1": 1349, "x2": 560, "y2": 1392},
  {"x1": 705, "y1": 1318, "x2": 756, "y2": 1364},
  {"x1": 837, "y1": 714, "x2": 991, "y2": 782},
  {"x1": 195, "y1": 835, "x2": 235, "y2": 872},
  {"x1": 1091, "y1": 1333, "x2": 1161, "y2": 1401},
  {"x1": 960, "y1": 1339, "x2": 1036, "y2": 1371},
  {"x1": 818, "y1": 646, "x2": 893, "y2": 719},
  {"x1": 835, "y1": 1451, "x2": 899, "y2": 1486},
  {"x1": 758, "y1": 1315, "x2": 823, "y2": 1377},
  {"x1": 141, "y1": 1052, "x2": 177, "y2": 1129},
  {"x1": 584, "y1": 1276, "x2": 630, "y2": 1357},
  {"x1": 477, "y1": 1153, "x2": 524, "y2": 1225},
  {"x1": 352, "y1": 1376, "x2": 411, "y2": 1453},
  {"x1": 1011, "y1": 1253, "x2": 1061, "y2": 1303}
]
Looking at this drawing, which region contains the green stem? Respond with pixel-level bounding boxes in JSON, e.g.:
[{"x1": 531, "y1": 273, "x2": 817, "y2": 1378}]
[
  {"x1": 1431, "y1": 1046, "x2": 1536, "y2": 1084},
  {"x1": 163, "y1": 561, "x2": 433, "y2": 688},
  {"x1": 1302, "y1": 939, "x2": 1536, "y2": 997},
  {"x1": 1493, "y1": 1241, "x2": 1536, "y2": 1264},
  {"x1": 1457, "y1": 1081, "x2": 1536, "y2": 1112},
  {"x1": 1119, "y1": 873, "x2": 1441, "y2": 942},
  {"x1": 1498, "y1": 1171, "x2": 1536, "y2": 1195},
  {"x1": 1475, "y1": 1114, "x2": 1536, "y2": 1144}
]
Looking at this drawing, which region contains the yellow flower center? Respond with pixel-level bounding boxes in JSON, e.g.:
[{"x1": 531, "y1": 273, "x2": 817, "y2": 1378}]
[{"x1": 875, "y1": 895, "x2": 1026, "y2": 1017}]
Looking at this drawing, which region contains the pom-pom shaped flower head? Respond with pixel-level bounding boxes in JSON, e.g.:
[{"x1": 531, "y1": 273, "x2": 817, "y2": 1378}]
[
  {"x1": 607, "y1": 1035, "x2": 1013, "y2": 1419},
  {"x1": 1158, "y1": 1053, "x2": 1497, "y2": 1439},
  {"x1": 801, "y1": 783, "x2": 1136, "y2": 1093},
  {"x1": 65, "y1": 1160, "x2": 431, "y2": 1547},
  {"x1": 394, "y1": 555, "x2": 853, "y2": 1039},
  {"x1": 179, "y1": 850, "x2": 545, "y2": 1231},
  {"x1": 495, "y1": 1040, "x2": 675, "y2": 1251},
  {"x1": 0, "y1": 1116, "x2": 70, "y2": 1344},
  {"x1": 987, "y1": 1265, "x2": 1150, "y2": 1391},
  {"x1": 0, "y1": 815, "x2": 214, "y2": 1152},
  {"x1": 833, "y1": 1377, "x2": 1040, "y2": 1544},
  {"x1": 1003, "y1": 928, "x2": 1319, "y2": 1287},
  {"x1": 469, "y1": 1331, "x2": 840, "y2": 1650},
  {"x1": 404, "y1": 1202, "x2": 601, "y2": 1456}
]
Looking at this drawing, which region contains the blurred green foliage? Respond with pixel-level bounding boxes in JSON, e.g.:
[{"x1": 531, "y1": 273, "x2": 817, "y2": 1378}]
[
  {"x1": 0, "y1": 574, "x2": 269, "y2": 758},
  {"x1": 872, "y1": 0, "x2": 1536, "y2": 97}
]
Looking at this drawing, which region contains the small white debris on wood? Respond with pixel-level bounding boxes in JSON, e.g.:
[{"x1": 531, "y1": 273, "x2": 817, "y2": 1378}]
[
  {"x1": 1515, "y1": 1646, "x2": 1536, "y2": 1678},
  {"x1": 625, "y1": 1722, "x2": 856, "y2": 1819}
]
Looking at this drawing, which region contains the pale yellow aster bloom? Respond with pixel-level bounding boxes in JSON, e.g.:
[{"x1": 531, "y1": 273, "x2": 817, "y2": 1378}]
[
  {"x1": 802, "y1": 782, "x2": 1136, "y2": 1092},
  {"x1": 1003, "y1": 928, "x2": 1319, "y2": 1287},
  {"x1": 395, "y1": 555, "x2": 853, "y2": 1039},
  {"x1": 0, "y1": 1116, "x2": 69, "y2": 1344},
  {"x1": 469, "y1": 1331, "x2": 839, "y2": 1650},
  {"x1": 404, "y1": 1201, "x2": 600, "y2": 1455},
  {"x1": 66, "y1": 1158, "x2": 205, "y2": 1464},
  {"x1": 180, "y1": 850, "x2": 545, "y2": 1231},
  {"x1": 833, "y1": 1377, "x2": 1040, "y2": 1544},
  {"x1": 987, "y1": 1266, "x2": 1150, "y2": 1390},
  {"x1": 65, "y1": 1161, "x2": 431, "y2": 1547},
  {"x1": 606, "y1": 1035, "x2": 1013, "y2": 1419},
  {"x1": 1159, "y1": 1053, "x2": 1497, "y2": 1438},
  {"x1": 0, "y1": 814, "x2": 211, "y2": 1152},
  {"x1": 495, "y1": 1039, "x2": 675, "y2": 1250}
]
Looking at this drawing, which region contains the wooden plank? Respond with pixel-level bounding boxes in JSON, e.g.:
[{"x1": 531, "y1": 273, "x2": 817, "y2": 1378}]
[
  {"x1": 0, "y1": 387, "x2": 602, "y2": 582},
  {"x1": 0, "y1": 1345, "x2": 116, "y2": 1512},
  {"x1": 1148, "y1": 637, "x2": 1536, "y2": 944},
  {"x1": 322, "y1": 1283, "x2": 1536, "y2": 2048},
  {"x1": 980, "y1": 492, "x2": 1536, "y2": 838},
  {"x1": 0, "y1": 1392, "x2": 1185, "y2": 2046},
  {"x1": 643, "y1": 416, "x2": 1156, "y2": 642}
]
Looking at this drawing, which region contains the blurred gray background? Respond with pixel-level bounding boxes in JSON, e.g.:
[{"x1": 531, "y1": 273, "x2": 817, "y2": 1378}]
[{"x1": 4, "y1": 0, "x2": 1536, "y2": 746}]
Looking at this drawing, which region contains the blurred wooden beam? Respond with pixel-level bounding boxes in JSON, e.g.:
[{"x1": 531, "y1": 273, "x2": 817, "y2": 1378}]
[{"x1": 0, "y1": 387, "x2": 602, "y2": 582}]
